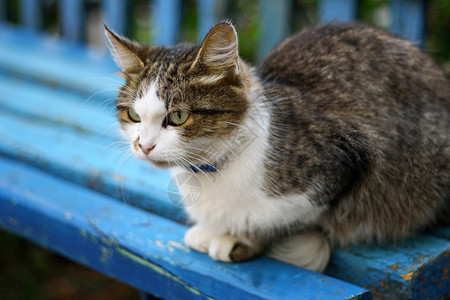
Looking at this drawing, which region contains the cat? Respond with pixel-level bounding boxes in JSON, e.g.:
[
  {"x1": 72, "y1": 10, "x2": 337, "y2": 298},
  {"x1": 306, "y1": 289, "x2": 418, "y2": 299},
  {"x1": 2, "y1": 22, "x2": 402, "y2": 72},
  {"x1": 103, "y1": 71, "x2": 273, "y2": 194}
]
[{"x1": 105, "y1": 21, "x2": 449, "y2": 272}]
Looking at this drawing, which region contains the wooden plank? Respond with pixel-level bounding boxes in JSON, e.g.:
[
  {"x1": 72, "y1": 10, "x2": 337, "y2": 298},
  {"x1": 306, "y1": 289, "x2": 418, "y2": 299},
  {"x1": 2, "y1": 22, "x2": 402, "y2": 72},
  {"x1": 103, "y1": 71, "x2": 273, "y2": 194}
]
[
  {"x1": 389, "y1": 0, "x2": 426, "y2": 45},
  {"x1": 0, "y1": 107, "x2": 185, "y2": 222},
  {"x1": 59, "y1": 0, "x2": 86, "y2": 42},
  {"x1": 0, "y1": 74, "x2": 118, "y2": 139},
  {"x1": 0, "y1": 156, "x2": 371, "y2": 300},
  {"x1": 318, "y1": 0, "x2": 358, "y2": 23},
  {"x1": 258, "y1": 0, "x2": 292, "y2": 61},
  {"x1": 20, "y1": 0, "x2": 41, "y2": 30},
  {"x1": 0, "y1": 24, "x2": 117, "y2": 99},
  {"x1": 327, "y1": 236, "x2": 449, "y2": 299},
  {"x1": 197, "y1": 0, "x2": 219, "y2": 41},
  {"x1": 102, "y1": 0, "x2": 129, "y2": 35},
  {"x1": 153, "y1": 0, "x2": 181, "y2": 45}
]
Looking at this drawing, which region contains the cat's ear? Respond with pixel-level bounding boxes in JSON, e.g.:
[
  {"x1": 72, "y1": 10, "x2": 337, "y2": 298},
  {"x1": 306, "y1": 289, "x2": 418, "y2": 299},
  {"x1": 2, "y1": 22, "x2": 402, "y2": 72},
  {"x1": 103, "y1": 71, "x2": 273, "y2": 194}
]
[
  {"x1": 191, "y1": 22, "x2": 239, "y2": 74},
  {"x1": 104, "y1": 26, "x2": 144, "y2": 72}
]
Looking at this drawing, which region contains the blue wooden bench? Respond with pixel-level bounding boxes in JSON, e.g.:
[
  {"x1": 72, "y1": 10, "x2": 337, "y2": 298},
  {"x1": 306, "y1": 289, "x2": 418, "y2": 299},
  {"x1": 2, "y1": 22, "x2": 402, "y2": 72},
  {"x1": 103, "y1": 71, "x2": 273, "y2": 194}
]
[{"x1": 0, "y1": 1, "x2": 448, "y2": 299}]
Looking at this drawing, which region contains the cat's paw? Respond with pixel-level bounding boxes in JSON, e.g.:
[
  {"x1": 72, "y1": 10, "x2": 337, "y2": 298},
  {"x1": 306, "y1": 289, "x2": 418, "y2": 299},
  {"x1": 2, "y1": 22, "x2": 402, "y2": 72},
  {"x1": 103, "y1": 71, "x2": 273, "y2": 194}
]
[
  {"x1": 208, "y1": 235, "x2": 237, "y2": 262},
  {"x1": 266, "y1": 231, "x2": 331, "y2": 273},
  {"x1": 229, "y1": 242, "x2": 258, "y2": 262},
  {"x1": 209, "y1": 235, "x2": 258, "y2": 262},
  {"x1": 184, "y1": 225, "x2": 214, "y2": 253},
  {"x1": 185, "y1": 226, "x2": 259, "y2": 262}
]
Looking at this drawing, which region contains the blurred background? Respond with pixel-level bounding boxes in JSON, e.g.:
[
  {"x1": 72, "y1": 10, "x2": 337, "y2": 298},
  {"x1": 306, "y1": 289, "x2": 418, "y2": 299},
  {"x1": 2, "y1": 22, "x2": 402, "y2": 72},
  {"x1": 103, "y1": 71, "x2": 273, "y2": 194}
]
[
  {"x1": 2, "y1": 0, "x2": 449, "y2": 67},
  {"x1": 0, "y1": 0, "x2": 449, "y2": 299}
]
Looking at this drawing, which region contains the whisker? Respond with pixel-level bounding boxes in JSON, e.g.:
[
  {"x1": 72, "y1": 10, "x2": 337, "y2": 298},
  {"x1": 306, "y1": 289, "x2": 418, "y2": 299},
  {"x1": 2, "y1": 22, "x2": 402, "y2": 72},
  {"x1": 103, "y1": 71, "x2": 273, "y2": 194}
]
[{"x1": 178, "y1": 156, "x2": 218, "y2": 190}]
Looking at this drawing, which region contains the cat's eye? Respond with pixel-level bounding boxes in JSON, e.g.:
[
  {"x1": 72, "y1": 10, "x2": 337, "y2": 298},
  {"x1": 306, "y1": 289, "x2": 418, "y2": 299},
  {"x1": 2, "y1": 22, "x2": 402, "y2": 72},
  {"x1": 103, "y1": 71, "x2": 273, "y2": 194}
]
[
  {"x1": 127, "y1": 108, "x2": 141, "y2": 123},
  {"x1": 167, "y1": 111, "x2": 190, "y2": 126}
]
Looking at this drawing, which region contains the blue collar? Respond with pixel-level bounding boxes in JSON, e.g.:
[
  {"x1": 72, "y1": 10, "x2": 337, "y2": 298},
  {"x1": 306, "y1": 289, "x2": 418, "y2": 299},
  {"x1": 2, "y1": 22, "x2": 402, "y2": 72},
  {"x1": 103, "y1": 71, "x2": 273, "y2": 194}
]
[{"x1": 189, "y1": 165, "x2": 217, "y2": 173}]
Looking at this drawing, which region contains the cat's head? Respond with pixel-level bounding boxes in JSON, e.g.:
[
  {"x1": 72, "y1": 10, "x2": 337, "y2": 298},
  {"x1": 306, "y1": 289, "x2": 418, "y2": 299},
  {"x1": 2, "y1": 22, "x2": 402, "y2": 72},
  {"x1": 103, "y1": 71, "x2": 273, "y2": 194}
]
[{"x1": 106, "y1": 22, "x2": 253, "y2": 170}]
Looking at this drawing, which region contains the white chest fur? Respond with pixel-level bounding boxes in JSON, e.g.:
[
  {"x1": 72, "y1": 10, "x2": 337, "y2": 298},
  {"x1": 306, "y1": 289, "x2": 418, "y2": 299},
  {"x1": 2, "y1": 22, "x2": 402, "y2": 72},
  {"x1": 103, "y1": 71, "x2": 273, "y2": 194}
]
[{"x1": 172, "y1": 104, "x2": 325, "y2": 238}]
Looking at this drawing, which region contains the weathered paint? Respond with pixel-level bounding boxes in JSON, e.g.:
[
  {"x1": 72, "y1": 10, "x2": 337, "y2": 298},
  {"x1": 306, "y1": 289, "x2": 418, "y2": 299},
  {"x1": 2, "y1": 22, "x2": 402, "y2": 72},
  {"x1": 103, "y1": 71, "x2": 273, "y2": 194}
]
[
  {"x1": 0, "y1": 156, "x2": 371, "y2": 299},
  {"x1": 0, "y1": 74, "x2": 119, "y2": 140},
  {"x1": 326, "y1": 235, "x2": 450, "y2": 299},
  {"x1": 0, "y1": 106, "x2": 186, "y2": 223},
  {"x1": 115, "y1": 247, "x2": 206, "y2": 298},
  {"x1": 0, "y1": 24, "x2": 117, "y2": 98}
]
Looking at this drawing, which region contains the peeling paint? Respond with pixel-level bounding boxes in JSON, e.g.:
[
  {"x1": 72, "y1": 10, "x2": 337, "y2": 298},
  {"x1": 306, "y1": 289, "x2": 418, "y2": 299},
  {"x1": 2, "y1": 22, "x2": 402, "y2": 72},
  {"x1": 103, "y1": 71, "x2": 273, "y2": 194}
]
[
  {"x1": 116, "y1": 246, "x2": 210, "y2": 298},
  {"x1": 346, "y1": 293, "x2": 372, "y2": 300},
  {"x1": 112, "y1": 172, "x2": 125, "y2": 182},
  {"x1": 7, "y1": 216, "x2": 19, "y2": 226},
  {"x1": 64, "y1": 212, "x2": 72, "y2": 220},
  {"x1": 441, "y1": 267, "x2": 448, "y2": 281},
  {"x1": 24, "y1": 226, "x2": 33, "y2": 235},
  {"x1": 78, "y1": 255, "x2": 90, "y2": 265},
  {"x1": 399, "y1": 272, "x2": 413, "y2": 281},
  {"x1": 100, "y1": 236, "x2": 115, "y2": 246},
  {"x1": 100, "y1": 246, "x2": 113, "y2": 264},
  {"x1": 387, "y1": 263, "x2": 399, "y2": 271},
  {"x1": 154, "y1": 240, "x2": 191, "y2": 253},
  {"x1": 168, "y1": 241, "x2": 191, "y2": 252},
  {"x1": 79, "y1": 228, "x2": 88, "y2": 238}
]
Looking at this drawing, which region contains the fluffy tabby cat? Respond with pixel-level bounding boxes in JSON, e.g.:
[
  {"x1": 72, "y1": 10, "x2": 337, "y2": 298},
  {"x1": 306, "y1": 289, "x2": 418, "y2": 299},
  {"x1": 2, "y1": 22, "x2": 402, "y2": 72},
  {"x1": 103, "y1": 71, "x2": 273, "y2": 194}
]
[{"x1": 105, "y1": 22, "x2": 449, "y2": 272}]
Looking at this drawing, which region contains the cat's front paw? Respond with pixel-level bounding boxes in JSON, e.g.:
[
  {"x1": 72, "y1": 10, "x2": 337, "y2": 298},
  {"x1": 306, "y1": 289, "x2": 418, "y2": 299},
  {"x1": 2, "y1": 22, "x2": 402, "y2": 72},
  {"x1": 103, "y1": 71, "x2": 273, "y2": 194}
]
[
  {"x1": 184, "y1": 226, "x2": 259, "y2": 263},
  {"x1": 209, "y1": 235, "x2": 258, "y2": 262},
  {"x1": 184, "y1": 225, "x2": 214, "y2": 253},
  {"x1": 208, "y1": 235, "x2": 237, "y2": 262}
]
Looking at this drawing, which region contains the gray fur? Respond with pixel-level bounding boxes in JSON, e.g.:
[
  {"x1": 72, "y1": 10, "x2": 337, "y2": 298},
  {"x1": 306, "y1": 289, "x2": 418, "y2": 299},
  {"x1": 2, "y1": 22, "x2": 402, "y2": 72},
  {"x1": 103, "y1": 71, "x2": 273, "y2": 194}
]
[{"x1": 259, "y1": 23, "x2": 449, "y2": 246}]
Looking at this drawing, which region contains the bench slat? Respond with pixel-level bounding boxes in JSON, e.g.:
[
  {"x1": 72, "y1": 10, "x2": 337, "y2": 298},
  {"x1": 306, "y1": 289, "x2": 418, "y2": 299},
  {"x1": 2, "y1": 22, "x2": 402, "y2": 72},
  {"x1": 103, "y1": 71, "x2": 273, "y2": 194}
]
[
  {"x1": 197, "y1": 0, "x2": 219, "y2": 41},
  {"x1": 0, "y1": 24, "x2": 117, "y2": 98},
  {"x1": 258, "y1": 0, "x2": 292, "y2": 61},
  {"x1": 0, "y1": 108, "x2": 185, "y2": 222},
  {"x1": 390, "y1": 0, "x2": 426, "y2": 45},
  {"x1": 59, "y1": 0, "x2": 86, "y2": 42},
  {"x1": 318, "y1": 0, "x2": 358, "y2": 23},
  {"x1": 20, "y1": 0, "x2": 41, "y2": 30},
  {"x1": 327, "y1": 236, "x2": 450, "y2": 299},
  {"x1": 153, "y1": 0, "x2": 181, "y2": 46},
  {"x1": 0, "y1": 74, "x2": 118, "y2": 140},
  {"x1": 102, "y1": 0, "x2": 129, "y2": 35},
  {"x1": 0, "y1": 156, "x2": 371, "y2": 300}
]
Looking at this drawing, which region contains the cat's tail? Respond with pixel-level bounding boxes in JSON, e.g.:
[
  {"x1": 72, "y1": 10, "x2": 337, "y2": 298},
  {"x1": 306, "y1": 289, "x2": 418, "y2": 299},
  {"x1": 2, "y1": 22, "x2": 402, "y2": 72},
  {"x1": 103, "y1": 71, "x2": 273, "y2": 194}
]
[{"x1": 266, "y1": 231, "x2": 331, "y2": 273}]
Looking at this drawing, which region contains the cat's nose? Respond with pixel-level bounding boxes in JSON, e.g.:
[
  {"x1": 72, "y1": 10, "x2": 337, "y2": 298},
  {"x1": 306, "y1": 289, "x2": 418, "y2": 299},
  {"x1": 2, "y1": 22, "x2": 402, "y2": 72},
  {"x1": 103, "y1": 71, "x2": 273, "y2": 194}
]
[{"x1": 139, "y1": 143, "x2": 156, "y2": 155}]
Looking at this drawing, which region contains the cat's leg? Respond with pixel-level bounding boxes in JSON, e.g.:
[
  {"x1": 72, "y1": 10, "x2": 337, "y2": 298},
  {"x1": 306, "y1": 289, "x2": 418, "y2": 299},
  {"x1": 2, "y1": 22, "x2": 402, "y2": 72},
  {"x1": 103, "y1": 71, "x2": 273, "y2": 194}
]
[
  {"x1": 184, "y1": 225, "x2": 262, "y2": 262},
  {"x1": 266, "y1": 230, "x2": 331, "y2": 273}
]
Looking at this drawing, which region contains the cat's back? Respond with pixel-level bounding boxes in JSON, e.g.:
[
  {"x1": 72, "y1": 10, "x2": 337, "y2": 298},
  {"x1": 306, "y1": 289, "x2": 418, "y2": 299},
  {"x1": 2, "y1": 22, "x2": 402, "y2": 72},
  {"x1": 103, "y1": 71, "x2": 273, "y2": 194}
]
[
  {"x1": 257, "y1": 23, "x2": 449, "y2": 243},
  {"x1": 257, "y1": 22, "x2": 449, "y2": 109}
]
